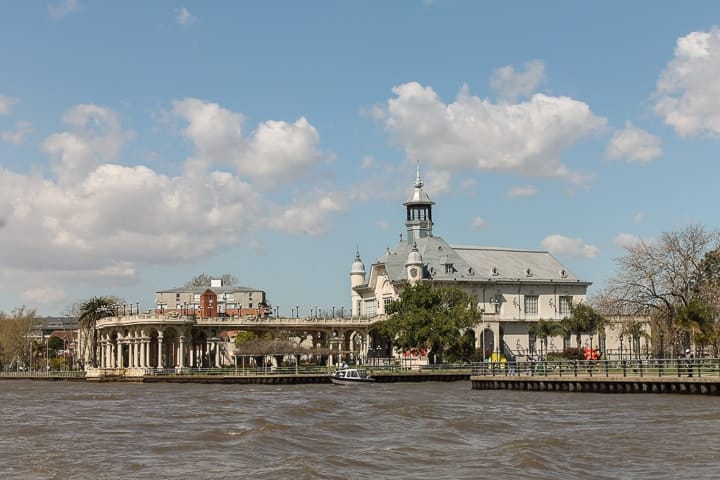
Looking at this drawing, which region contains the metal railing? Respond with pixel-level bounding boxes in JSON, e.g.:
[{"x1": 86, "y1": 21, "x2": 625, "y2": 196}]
[
  {"x1": 0, "y1": 369, "x2": 85, "y2": 378},
  {"x1": 470, "y1": 358, "x2": 720, "y2": 378}
]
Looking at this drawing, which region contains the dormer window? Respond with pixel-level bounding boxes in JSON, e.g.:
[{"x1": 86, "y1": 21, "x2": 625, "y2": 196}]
[
  {"x1": 445, "y1": 264, "x2": 454, "y2": 274},
  {"x1": 525, "y1": 268, "x2": 532, "y2": 277},
  {"x1": 491, "y1": 267, "x2": 499, "y2": 276},
  {"x1": 560, "y1": 269, "x2": 567, "y2": 278}
]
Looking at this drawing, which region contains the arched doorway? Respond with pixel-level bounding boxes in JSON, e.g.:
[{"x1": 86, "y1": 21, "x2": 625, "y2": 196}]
[{"x1": 479, "y1": 328, "x2": 494, "y2": 361}]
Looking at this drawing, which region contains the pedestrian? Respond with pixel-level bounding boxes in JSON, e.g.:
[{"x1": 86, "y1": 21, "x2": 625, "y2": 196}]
[{"x1": 685, "y1": 348, "x2": 693, "y2": 377}]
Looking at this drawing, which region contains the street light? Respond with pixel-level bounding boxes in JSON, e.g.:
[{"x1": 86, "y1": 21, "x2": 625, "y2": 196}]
[
  {"x1": 295, "y1": 305, "x2": 299, "y2": 318},
  {"x1": 619, "y1": 335, "x2": 624, "y2": 362}
]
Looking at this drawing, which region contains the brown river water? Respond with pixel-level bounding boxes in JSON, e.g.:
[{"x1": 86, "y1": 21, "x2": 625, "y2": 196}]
[{"x1": 1, "y1": 380, "x2": 719, "y2": 479}]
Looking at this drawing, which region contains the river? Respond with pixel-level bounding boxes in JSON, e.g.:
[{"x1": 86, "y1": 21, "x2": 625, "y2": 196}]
[{"x1": 1, "y1": 380, "x2": 718, "y2": 479}]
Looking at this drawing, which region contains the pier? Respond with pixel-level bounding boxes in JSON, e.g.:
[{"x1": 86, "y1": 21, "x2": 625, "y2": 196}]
[{"x1": 471, "y1": 359, "x2": 720, "y2": 395}]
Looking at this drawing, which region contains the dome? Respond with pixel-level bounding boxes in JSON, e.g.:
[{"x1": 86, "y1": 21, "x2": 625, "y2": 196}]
[
  {"x1": 351, "y1": 250, "x2": 365, "y2": 275},
  {"x1": 405, "y1": 243, "x2": 423, "y2": 266}
]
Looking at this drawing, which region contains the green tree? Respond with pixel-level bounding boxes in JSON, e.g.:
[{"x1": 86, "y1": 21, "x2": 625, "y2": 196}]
[
  {"x1": 529, "y1": 319, "x2": 564, "y2": 358},
  {"x1": 78, "y1": 297, "x2": 116, "y2": 368},
  {"x1": 379, "y1": 282, "x2": 481, "y2": 364},
  {"x1": 675, "y1": 298, "x2": 717, "y2": 355},
  {"x1": 561, "y1": 302, "x2": 608, "y2": 349}
]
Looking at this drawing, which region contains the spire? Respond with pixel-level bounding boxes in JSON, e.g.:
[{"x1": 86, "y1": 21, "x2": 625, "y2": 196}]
[{"x1": 415, "y1": 161, "x2": 423, "y2": 188}]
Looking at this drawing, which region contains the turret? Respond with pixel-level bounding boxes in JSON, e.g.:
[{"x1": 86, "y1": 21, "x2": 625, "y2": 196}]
[
  {"x1": 405, "y1": 242, "x2": 424, "y2": 284},
  {"x1": 350, "y1": 247, "x2": 366, "y2": 317}
]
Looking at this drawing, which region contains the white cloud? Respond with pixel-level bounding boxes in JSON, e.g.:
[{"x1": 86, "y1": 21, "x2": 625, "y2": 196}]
[
  {"x1": 48, "y1": 0, "x2": 80, "y2": 18},
  {"x1": 176, "y1": 7, "x2": 196, "y2": 26},
  {"x1": 248, "y1": 240, "x2": 268, "y2": 255},
  {"x1": 384, "y1": 82, "x2": 606, "y2": 182},
  {"x1": 21, "y1": 288, "x2": 66, "y2": 305},
  {"x1": 1, "y1": 121, "x2": 33, "y2": 145},
  {"x1": 461, "y1": 178, "x2": 476, "y2": 189},
  {"x1": 633, "y1": 212, "x2": 644, "y2": 224},
  {"x1": 541, "y1": 234, "x2": 598, "y2": 258},
  {"x1": 655, "y1": 27, "x2": 720, "y2": 136},
  {"x1": 0, "y1": 95, "x2": 18, "y2": 115},
  {"x1": 0, "y1": 101, "x2": 340, "y2": 301},
  {"x1": 265, "y1": 191, "x2": 345, "y2": 236},
  {"x1": 606, "y1": 121, "x2": 662, "y2": 162},
  {"x1": 361, "y1": 155, "x2": 375, "y2": 169},
  {"x1": 471, "y1": 217, "x2": 487, "y2": 229},
  {"x1": 613, "y1": 233, "x2": 643, "y2": 250},
  {"x1": 506, "y1": 185, "x2": 537, "y2": 198},
  {"x1": 360, "y1": 104, "x2": 386, "y2": 121},
  {"x1": 42, "y1": 104, "x2": 135, "y2": 184},
  {"x1": 490, "y1": 60, "x2": 545, "y2": 103},
  {"x1": 172, "y1": 98, "x2": 322, "y2": 183}
]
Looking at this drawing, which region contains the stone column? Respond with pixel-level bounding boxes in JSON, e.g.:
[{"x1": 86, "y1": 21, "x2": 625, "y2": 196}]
[
  {"x1": 140, "y1": 337, "x2": 147, "y2": 368},
  {"x1": 178, "y1": 336, "x2": 186, "y2": 368},
  {"x1": 116, "y1": 339, "x2": 123, "y2": 368},
  {"x1": 157, "y1": 336, "x2": 164, "y2": 369}
]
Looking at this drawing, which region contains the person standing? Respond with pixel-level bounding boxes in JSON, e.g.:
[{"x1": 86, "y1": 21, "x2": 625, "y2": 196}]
[{"x1": 684, "y1": 348, "x2": 693, "y2": 377}]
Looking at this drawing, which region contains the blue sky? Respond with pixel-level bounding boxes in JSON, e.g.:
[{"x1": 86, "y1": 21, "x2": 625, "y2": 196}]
[{"x1": 2, "y1": 1, "x2": 720, "y2": 316}]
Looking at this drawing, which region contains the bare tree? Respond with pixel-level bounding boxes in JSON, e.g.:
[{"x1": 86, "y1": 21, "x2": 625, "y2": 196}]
[
  {"x1": 184, "y1": 273, "x2": 238, "y2": 288},
  {"x1": 605, "y1": 224, "x2": 720, "y2": 356},
  {"x1": 0, "y1": 307, "x2": 35, "y2": 370}
]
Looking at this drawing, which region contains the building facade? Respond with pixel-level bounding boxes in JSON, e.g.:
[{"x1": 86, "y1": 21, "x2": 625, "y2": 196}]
[
  {"x1": 155, "y1": 279, "x2": 269, "y2": 317},
  {"x1": 351, "y1": 167, "x2": 591, "y2": 360}
]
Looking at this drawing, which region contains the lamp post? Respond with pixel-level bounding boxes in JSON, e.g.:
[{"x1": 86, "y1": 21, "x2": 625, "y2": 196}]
[
  {"x1": 295, "y1": 305, "x2": 299, "y2": 318},
  {"x1": 136, "y1": 301, "x2": 139, "y2": 316},
  {"x1": 332, "y1": 306, "x2": 335, "y2": 318},
  {"x1": 659, "y1": 330, "x2": 665, "y2": 375},
  {"x1": 340, "y1": 306, "x2": 344, "y2": 318},
  {"x1": 619, "y1": 335, "x2": 624, "y2": 362}
]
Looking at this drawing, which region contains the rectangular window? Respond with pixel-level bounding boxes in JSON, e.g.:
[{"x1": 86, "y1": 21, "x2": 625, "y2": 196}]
[
  {"x1": 524, "y1": 296, "x2": 538, "y2": 315},
  {"x1": 364, "y1": 299, "x2": 376, "y2": 317},
  {"x1": 383, "y1": 296, "x2": 393, "y2": 312},
  {"x1": 559, "y1": 296, "x2": 572, "y2": 315},
  {"x1": 176, "y1": 293, "x2": 180, "y2": 301}
]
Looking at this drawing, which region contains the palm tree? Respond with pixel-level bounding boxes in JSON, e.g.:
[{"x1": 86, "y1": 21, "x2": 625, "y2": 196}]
[
  {"x1": 78, "y1": 296, "x2": 116, "y2": 368},
  {"x1": 530, "y1": 319, "x2": 564, "y2": 359},
  {"x1": 561, "y1": 301, "x2": 608, "y2": 350},
  {"x1": 620, "y1": 320, "x2": 650, "y2": 360}
]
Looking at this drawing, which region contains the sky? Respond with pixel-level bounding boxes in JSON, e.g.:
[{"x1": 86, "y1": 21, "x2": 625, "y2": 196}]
[{"x1": 2, "y1": 1, "x2": 720, "y2": 316}]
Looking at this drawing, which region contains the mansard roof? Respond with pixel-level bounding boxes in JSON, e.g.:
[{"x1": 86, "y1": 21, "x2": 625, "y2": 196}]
[{"x1": 371, "y1": 235, "x2": 589, "y2": 286}]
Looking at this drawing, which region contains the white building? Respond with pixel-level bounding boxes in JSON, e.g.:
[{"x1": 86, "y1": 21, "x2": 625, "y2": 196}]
[{"x1": 351, "y1": 167, "x2": 591, "y2": 360}]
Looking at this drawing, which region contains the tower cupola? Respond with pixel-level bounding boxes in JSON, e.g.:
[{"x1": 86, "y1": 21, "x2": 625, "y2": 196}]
[{"x1": 403, "y1": 163, "x2": 434, "y2": 243}]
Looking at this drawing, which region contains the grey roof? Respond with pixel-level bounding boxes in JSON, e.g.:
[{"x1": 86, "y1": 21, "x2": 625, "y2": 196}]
[
  {"x1": 375, "y1": 236, "x2": 589, "y2": 285},
  {"x1": 157, "y1": 285, "x2": 263, "y2": 294}
]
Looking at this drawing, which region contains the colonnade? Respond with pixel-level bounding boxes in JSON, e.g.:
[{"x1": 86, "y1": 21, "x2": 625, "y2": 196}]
[{"x1": 97, "y1": 329, "x2": 228, "y2": 369}]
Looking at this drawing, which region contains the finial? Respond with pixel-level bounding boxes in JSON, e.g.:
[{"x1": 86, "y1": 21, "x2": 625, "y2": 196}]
[
  {"x1": 400, "y1": 232, "x2": 403, "y2": 242},
  {"x1": 415, "y1": 161, "x2": 423, "y2": 188},
  {"x1": 355, "y1": 244, "x2": 361, "y2": 260}
]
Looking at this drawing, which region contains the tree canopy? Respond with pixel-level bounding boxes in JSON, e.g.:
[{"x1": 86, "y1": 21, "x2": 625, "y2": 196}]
[
  {"x1": 379, "y1": 282, "x2": 481, "y2": 363},
  {"x1": 599, "y1": 224, "x2": 720, "y2": 355},
  {"x1": 561, "y1": 301, "x2": 607, "y2": 349},
  {"x1": 0, "y1": 307, "x2": 35, "y2": 369},
  {"x1": 78, "y1": 296, "x2": 117, "y2": 367}
]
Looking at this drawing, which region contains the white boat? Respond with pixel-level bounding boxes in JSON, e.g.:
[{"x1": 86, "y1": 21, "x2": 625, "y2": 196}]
[{"x1": 330, "y1": 368, "x2": 375, "y2": 385}]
